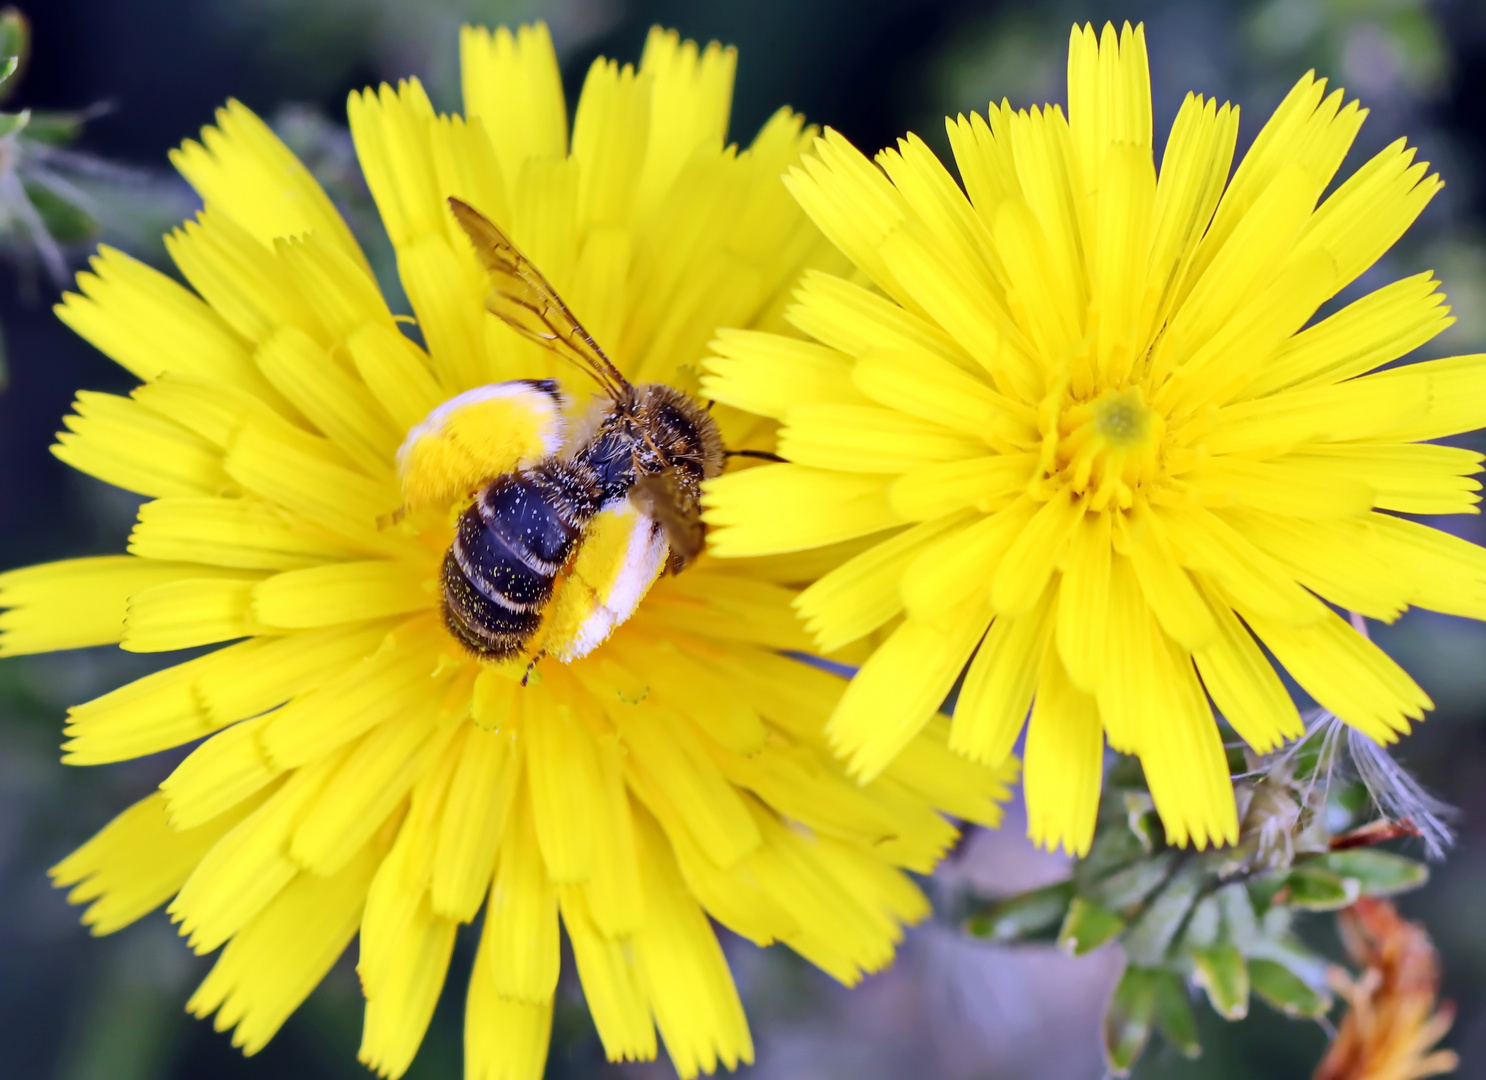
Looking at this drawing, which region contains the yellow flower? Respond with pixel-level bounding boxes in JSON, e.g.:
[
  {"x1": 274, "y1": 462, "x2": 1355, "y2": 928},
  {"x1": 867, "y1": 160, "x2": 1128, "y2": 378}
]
[
  {"x1": 9, "y1": 25, "x2": 1016, "y2": 1080},
  {"x1": 703, "y1": 21, "x2": 1486, "y2": 857}
]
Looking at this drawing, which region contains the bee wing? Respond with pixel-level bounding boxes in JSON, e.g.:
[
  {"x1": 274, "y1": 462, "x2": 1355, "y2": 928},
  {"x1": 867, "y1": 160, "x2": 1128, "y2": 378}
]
[
  {"x1": 447, "y1": 197, "x2": 628, "y2": 397},
  {"x1": 630, "y1": 470, "x2": 706, "y2": 574}
]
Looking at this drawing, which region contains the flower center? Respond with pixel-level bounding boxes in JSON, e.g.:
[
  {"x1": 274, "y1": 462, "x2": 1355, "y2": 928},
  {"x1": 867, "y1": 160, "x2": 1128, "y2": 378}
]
[{"x1": 1051, "y1": 386, "x2": 1164, "y2": 510}]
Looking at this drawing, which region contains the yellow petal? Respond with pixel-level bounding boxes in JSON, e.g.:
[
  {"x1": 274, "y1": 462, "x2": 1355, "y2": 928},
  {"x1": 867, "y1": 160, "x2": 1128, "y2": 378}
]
[
  {"x1": 1057, "y1": 509, "x2": 1113, "y2": 687},
  {"x1": 953, "y1": 584, "x2": 1056, "y2": 764},
  {"x1": 431, "y1": 724, "x2": 520, "y2": 922},
  {"x1": 702, "y1": 330, "x2": 864, "y2": 419},
  {"x1": 121, "y1": 575, "x2": 275, "y2": 653},
  {"x1": 55, "y1": 245, "x2": 263, "y2": 388},
  {"x1": 794, "y1": 516, "x2": 961, "y2": 651},
  {"x1": 786, "y1": 268, "x2": 972, "y2": 367},
  {"x1": 703, "y1": 465, "x2": 903, "y2": 557},
  {"x1": 522, "y1": 686, "x2": 607, "y2": 882},
  {"x1": 1243, "y1": 601, "x2": 1431, "y2": 743},
  {"x1": 64, "y1": 622, "x2": 391, "y2": 764},
  {"x1": 1191, "y1": 579, "x2": 1303, "y2": 753},
  {"x1": 1138, "y1": 633, "x2": 1238, "y2": 849},
  {"x1": 187, "y1": 839, "x2": 377, "y2": 1056},
  {"x1": 259, "y1": 616, "x2": 445, "y2": 767},
  {"x1": 224, "y1": 420, "x2": 400, "y2": 550},
  {"x1": 631, "y1": 811, "x2": 753, "y2": 1080},
  {"x1": 252, "y1": 560, "x2": 433, "y2": 628},
  {"x1": 54, "y1": 390, "x2": 231, "y2": 498},
  {"x1": 634, "y1": 28, "x2": 736, "y2": 220},
  {"x1": 485, "y1": 792, "x2": 559, "y2": 1003},
  {"x1": 161, "y1": 715, "x2": 280, "y2": 830},
  {"x1": 991, "y1": 488, "x2": 1082, "y2": 615},
  {"x1": 289, "y1": 698, "x2": 446, "y2": 875},
  {"x1": 1023, "y1": 649, "x2": 1103, "y2": 857},
  {"x1": 618, "y1": 702, "x2": 760, "y2": 869},
  {"x1": 779, "y1": 403, "x2": 985, "y2": 473},
  {"x1": 465, "y1": 942, "x2": 554, "y2": 1080},
  {"x1": 1220, "y1": 508, "x2": 1411, "y2": 620},
  {"x1": 50, "y1": 790, "x2": 268, "y2": 936},
  {"x1": 1127, "y1": 505, "x2": 1218, "y2": 650},
  {"x1": 460, "y1": 23, "x2": 567, "y2": 184},
  {"x1": 130, "y1": 496, "x2": 363, "y2": 570},
  {"x1": 170, "y1": 749, "x2": 346, "y2": 953},
  {"x1": 1185, "y1": 454, "x2": 1373, "y2": 519},
  {"x1": 1066, "y1": 22, "x2": 1152, "y2": 191},
  {"x1": 826, "y1": 598, "x2": 986, "y2": 779},
  {"x1": 903, "y1": 498, "x2": 1037, "y2": 621},
  {"x1": 171, "y1": 99, "x2": 368, "y2": 272},
  {"x1": 1241, "y1": 272, "x2": 1451, "y2": 398},
  {"x1": 0, "y1": 556, "x2": 239, "y2": 657},
  {"x1": 560, "y1": 885, "x2": 657, "y2": 1063},
  {"x1": 254, "y1": 323, "x2": 400, "y2": 476},
  {"x1": 359, "y1": 888, "x2": 458, "y2": 1079}
]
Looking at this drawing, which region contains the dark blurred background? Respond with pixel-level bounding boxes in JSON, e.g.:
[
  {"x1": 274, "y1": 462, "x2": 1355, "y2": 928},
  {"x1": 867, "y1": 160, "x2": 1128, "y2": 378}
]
[{"x1": 2, "y1": 1, "x2": 1486, "y2": 1077}]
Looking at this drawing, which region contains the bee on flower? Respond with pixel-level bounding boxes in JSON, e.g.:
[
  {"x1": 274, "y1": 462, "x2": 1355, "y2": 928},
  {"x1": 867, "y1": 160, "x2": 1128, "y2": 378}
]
[
  {"x1": 703, "y1": 21, "x2": 1486, "y2": 858},
  {"x1": 7, "y1": 24, "x2": 1017, "y2": 1080}
]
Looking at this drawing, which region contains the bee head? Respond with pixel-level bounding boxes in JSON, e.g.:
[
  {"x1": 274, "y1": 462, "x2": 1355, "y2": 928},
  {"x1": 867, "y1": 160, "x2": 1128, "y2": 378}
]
[{"x1": 631, "y1": 383, "x2": 725, "y2": 480}]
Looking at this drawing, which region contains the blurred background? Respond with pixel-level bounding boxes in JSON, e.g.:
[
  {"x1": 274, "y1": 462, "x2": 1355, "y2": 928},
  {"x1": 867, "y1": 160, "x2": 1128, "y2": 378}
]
[{"x1": 1, "y1": 0, "x2": 1484, "y2": 1077}]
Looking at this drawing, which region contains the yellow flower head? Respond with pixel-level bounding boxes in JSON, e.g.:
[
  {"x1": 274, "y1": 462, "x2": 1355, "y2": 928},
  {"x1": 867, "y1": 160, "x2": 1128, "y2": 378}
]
[
  {"x1": 8, "y1": 25, "x2": 1016, "y2": 1080},
  {"x1": 703, "y1": 22, "x2": 1486, "y2": 857}
]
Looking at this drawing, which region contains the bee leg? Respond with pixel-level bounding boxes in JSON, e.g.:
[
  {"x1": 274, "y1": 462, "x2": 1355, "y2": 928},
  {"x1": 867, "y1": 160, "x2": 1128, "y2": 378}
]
[
  {"x1": 376, "y1": 505, "x2": 408, "y2": 530},
  {"x1": 520, "y1": 652, "x2": 545, "y2": 687}
]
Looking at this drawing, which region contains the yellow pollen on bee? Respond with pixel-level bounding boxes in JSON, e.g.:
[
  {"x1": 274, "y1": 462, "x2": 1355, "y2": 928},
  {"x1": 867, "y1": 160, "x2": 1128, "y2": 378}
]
[
  {"x1": 1053, "y1": 387, "x2": 1164, "y2": 510},
  {"x1": 396, "y1": 383, "x2": 565, "y2": 510}
]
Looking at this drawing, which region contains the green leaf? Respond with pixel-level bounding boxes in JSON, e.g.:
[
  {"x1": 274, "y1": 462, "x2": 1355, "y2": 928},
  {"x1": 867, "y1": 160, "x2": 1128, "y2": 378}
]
[
  {"x1": 1316, "y1": 849, "x2": 1429, "y2": 897},
  {"x1": 1181, "y1": 894, "x2": 1221, "y2": 951},
  {"x1": 0, "y1": 104, "x2": 26, "y2": 138},
  {"x1": 1121, "y1": 862, "x2": 1202, "y2": 965},
  {"x1": 1077, "y1": 815, "x2": 1148, "y2": 882},
  {"x1": 1244, "y1": 869, "x2": 1291, "y2": 914},
  {"x1": 1058, "y1": 896, "x2": 1125, "y2": 956},
  {"x1": 1249, "y1": 957, "x2": 1332, "y2": 1019},
  {"x1": 26, "y1": 182, "x2": 97, "y2": 243},
  {"x1": 0, "y1": 8, "x2": 27, "y2": 102},
  {"x1": 0, "y1": 10, "x2": 25, "y2": 63},
  {"x1": 1124, "y1": 791, "x2": 1159, "y2": 853},
  {"x1": 1192, "y1": 944, "x2": 1249, "y2": 1020},
  {"x1": 1103, "y1": 966, "x2": 1159, "y2": 1076},
  {"x1": 22, "y1": 110, "x2": 85, "y2": 146},
  {"x1": 1087, "y1": 849, "x2": 1177, "y2": 911},
  {"x1": 1216, "y1": 882, "x2": 1259, "y2": 949},
  {"x1": 1151, "y1": 970, "x2": 1202, "y2": 1059},
  {"x1": 1284, "y1": 864, "x2": 1360, "y2": 911},
  {"x1": 963, "y1": 880, "x2": 1074, "y2": 942}
]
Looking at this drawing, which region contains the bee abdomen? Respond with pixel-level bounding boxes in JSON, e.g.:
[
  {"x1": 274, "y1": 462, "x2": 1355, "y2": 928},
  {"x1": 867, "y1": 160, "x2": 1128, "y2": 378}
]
[
  {"x1": 477, "y1": 471, "x2": 596, "y2": 573},
  {"x1": 441, "y1": 468, "x2": 601, "y2": 661},
  {"x1": 441, "y1": 550, "x2": 543, "y2": 658},
  {"x1": 451, "y1": 509, "x2": 551, "y2": 612}
]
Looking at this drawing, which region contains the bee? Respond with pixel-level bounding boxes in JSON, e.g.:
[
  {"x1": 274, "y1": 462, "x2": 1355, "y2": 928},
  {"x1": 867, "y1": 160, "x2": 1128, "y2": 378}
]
[{"x1": 396, "y1": 197, "x2": 729, "y2": 666}]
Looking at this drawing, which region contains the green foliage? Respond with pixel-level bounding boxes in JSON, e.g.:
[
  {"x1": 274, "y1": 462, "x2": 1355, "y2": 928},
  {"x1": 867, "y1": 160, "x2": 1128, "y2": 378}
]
[
  {"x1": 0, "y1": 8, "x2": 25, "y2": 102},
  {"x1": 963, "y1": 737, "x2": 1433, "y2": 1076}
]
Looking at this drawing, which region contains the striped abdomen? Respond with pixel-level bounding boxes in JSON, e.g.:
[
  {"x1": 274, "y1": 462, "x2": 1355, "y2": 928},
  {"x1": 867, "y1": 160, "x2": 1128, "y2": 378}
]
[{"x1": 441, "y1": 465, "x2": 600, "y2": 660}]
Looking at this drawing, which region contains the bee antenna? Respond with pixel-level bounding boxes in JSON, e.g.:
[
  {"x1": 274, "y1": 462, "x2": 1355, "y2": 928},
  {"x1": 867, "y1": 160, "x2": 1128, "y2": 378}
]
[{"x1": 725, "y1": 449, "x2": 786, "y2": 463}]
